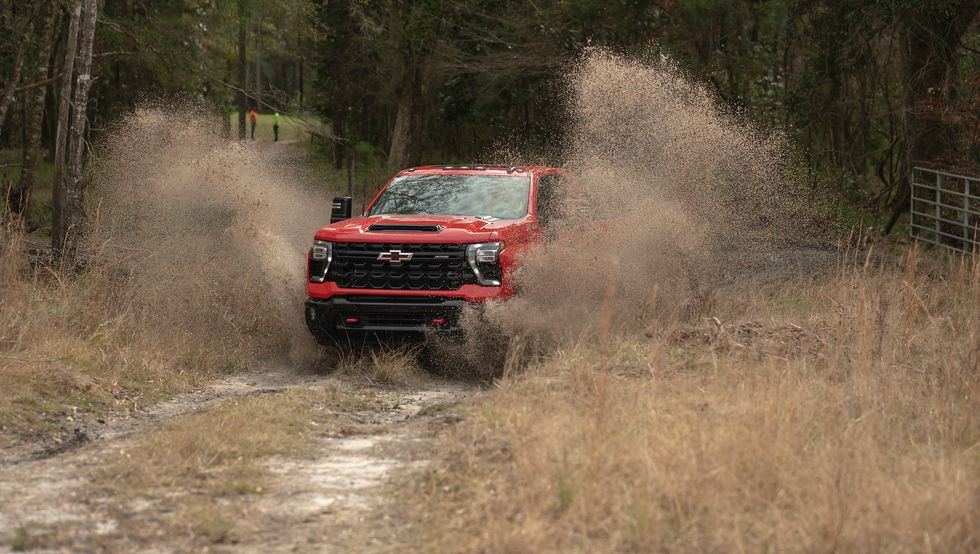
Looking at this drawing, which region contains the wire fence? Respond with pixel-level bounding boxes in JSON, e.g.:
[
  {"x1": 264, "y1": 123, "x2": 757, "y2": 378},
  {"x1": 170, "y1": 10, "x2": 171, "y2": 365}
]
[{"x1": 910, "y1": 167, "x2": 979, "y2": 254}]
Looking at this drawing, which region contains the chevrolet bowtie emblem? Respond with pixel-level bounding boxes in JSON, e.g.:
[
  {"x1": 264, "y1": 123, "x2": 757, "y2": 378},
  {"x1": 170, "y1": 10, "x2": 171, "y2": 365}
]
[{"x1": 377, "y1": 250, "x2": 413, "y2": 264}]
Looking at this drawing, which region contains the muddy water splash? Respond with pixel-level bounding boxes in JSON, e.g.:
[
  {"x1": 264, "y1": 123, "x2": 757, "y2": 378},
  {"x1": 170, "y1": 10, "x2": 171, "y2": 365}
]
[
  {"x1": 86, "y1": 106, "x2": 330, "y2": 363},
  {"x1": 486, "y1": 51, "x2": 828, "y2": 342}
]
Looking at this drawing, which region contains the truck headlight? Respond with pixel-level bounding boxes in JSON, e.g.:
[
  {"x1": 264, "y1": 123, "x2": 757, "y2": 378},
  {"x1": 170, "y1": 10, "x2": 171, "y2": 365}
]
[
  {"x1": 309, "y1": 240, "x2": 332, "y2": 282},
  {"x1": 466, "y1": 242, "x2": 504, "y2": 286},
  {"x1": 311, "y1": 240, "x2": 331, "y2": 260}
]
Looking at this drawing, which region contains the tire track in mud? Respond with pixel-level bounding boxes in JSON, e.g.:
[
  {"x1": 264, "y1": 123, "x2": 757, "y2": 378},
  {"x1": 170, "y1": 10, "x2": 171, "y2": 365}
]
[
  {"x1": 0, "y1": 367, "x2": 479, "y2": 553},
  {"x1": 241, "y1": 383, "x2": 473, "y2": 552}
]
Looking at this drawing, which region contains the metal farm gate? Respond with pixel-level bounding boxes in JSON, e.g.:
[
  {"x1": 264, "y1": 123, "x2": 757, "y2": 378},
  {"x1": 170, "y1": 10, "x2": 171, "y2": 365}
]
[{"x1": 910, "y1": 167, "x2": 979, "y2": 254}]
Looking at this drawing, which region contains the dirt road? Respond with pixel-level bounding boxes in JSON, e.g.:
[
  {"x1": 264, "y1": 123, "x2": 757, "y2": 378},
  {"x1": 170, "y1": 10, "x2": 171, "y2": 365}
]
[
  {"x1": 0, "y1": 366, "x2": 479, "y2": 552},
  {"x1": 1, "y1": 134, "x2": 486, "y2": 551}
]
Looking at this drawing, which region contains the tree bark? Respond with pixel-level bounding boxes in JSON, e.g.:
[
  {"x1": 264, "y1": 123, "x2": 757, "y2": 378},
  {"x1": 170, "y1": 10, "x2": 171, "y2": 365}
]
[
  {"x1": 237, "y1": 0, "x2": 248, "y2": 140},
  {"x1": 63, "y1": 0, "x2": 97, "y2": 253},
  {"x1": 10, "y1": 1, "x2": 57, "y2": 222},
  {"x1": 387, "y1": 63, "x2": 431, "y2": 170},
  {"x1": 0, "y1": 4, "x2": 41, "y2": 132},
  {"x1": 387, "y1": 91, "x2": 413, "y2": 171},
  {"x1": 52, "y1": 0, "x2": 82, "y2": 253},
  {"x1": 385, "y1": 2, "x2": 442, "y2": 171}
]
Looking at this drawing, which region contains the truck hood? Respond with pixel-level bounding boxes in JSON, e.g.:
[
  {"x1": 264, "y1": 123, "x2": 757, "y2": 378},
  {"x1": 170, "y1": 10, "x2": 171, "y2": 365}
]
[{"x1": 314, "y1": 214, "x2": 522, "y2": 243}]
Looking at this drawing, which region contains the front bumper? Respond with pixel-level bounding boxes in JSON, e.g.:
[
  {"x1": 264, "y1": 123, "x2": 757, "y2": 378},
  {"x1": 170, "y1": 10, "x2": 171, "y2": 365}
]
[
  {"x1": 307, "y1": 280, "x2": 506, "y2": 302},
  {"x1": 305, "y1": 295, "x2": 472, "y2": 336}
]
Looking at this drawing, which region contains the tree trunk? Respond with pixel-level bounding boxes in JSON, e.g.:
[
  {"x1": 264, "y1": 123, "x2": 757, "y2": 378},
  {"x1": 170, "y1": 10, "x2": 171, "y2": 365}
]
[
  {"x1": 51, "y1": 0, "x2": 82, "y2": 253},
  {"x1": 885, "y1": 3, "x2": 979, "y2": 233},
  {"x1": 387, "y1": 64, "x2": 430, "y2": 170},
  {"x1": 0, "y1": 4, "x2": 41, "y2": 132},
  {"x1": 10, "y1": 1, "x2": 57, "y2": 222},
  {"x1": 237, "y1": 0, "x2": 247, "y2": 140},
  {"x1": 387, "y1": 92, "x2": 413, "y2": 171},
  {"x1": 298, "y1": 56, "x2": 304, "y2": 108},
  {"x1": 254, "y1": 20, "x2": 262, "y2": 110},
  {"x1": 63, "y1": 0, "x2": 97, "y2": 253},
  {"x1": 52, "y1": 0, "x2": 81, "y2": 253}
]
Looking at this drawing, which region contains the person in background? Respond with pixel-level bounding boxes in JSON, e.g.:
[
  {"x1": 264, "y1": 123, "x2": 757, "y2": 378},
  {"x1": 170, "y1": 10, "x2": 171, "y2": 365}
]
[
  {"x1": 273, "y1": 112, "x2": 281, "y2": 142},
  {"x1": 249, "y1": 109, "x2": 258, "y2": 140}
]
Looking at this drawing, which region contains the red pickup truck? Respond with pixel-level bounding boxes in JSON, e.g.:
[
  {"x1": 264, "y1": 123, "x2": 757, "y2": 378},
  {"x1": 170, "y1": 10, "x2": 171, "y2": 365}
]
[{"x1": 305, "y1": 164, "x2": 563, "y2": 345}]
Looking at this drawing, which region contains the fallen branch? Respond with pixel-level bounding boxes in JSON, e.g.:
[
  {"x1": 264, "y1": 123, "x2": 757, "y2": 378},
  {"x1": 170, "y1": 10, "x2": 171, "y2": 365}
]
[{"x1": 15, "y1": 74, "x2": 62, "y2": 93}]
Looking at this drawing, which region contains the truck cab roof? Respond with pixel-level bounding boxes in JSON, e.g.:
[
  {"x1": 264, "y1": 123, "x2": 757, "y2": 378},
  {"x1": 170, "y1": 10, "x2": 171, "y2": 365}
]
[{"x1": 397, "y1": 164, "x2": 563, "y2": 176}]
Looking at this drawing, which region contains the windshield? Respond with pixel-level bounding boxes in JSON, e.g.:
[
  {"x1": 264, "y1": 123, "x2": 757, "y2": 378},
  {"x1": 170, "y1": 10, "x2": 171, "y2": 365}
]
[{"x1": 367, "y1": 174, "x2": 531, "y2": 219}]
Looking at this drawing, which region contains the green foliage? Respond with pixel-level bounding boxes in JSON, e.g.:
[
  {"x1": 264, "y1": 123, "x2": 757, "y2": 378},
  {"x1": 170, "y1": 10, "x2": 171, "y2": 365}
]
[
  {"x1": 1, "y1": 0, "x2": 977, "y2": 228},
  {"x1": 10, "y1": 524, "x2": 29, "y2": 552},
  {"x1": 311, "y1": 0, "x2": 977, "y2": 208}
]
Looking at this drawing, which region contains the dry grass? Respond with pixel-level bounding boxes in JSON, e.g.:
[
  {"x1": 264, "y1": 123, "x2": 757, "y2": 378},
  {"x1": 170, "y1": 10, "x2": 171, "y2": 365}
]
[
  {"x1": 99, "y1": 391, "x2": 318, "y2": 492},
  {"x1": 2, "y1": 109, "x2": 335, "y2": 444},
  {"x1": 0, "y1": 224, "x2": 274, "y2": 444},
  {"x1": 99, "y1": 388, "x2": 344, "y2": 491},
  {"x1": 336, "y1": 344, "x2": 426, "y2": 385},
  {"x1": 413, "y1": 247, "x2": 979, "y2": 552}
]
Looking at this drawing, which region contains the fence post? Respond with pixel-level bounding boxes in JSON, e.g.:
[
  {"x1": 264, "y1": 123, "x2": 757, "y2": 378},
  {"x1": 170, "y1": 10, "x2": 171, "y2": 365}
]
[
  {"x1": 963, "y1": 177, "x2": 977, "y2": 248},
  {"x1": 934, "y1": 172, "x2": 941, "y2": 242},
  {"x1": 964, "y1": 177, "x2": 970, "y2": 248},
  {"x1": 910, "y1": 169, "x2": 917, "y2": 242}
]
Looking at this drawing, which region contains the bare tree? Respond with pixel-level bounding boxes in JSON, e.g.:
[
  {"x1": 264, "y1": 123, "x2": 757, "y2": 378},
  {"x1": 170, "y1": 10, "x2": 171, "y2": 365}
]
[
  {"x1": 0, "y1": 4, "x2": 42, "y2": 132},
  {"x1": 255, "y1": 19, "x2": 262, "y2": 111},
  {"x1": 64, "y1": 0, "x2": 98, "y2": 252},
  {"x1": 237, "y1": 0, "x2": 248, "y2": 140},
  {"x1": 52, "y1": 0, "x2": 82, "y2": 253},
  {"x1": 10, "y1": 1, "x2": 58, "y2": 222}
]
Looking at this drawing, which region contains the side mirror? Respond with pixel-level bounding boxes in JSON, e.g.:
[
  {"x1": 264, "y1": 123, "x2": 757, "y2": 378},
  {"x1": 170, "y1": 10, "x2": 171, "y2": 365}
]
[{"x1": 331, "y1": 196, "x2": 352, "y2": 223}]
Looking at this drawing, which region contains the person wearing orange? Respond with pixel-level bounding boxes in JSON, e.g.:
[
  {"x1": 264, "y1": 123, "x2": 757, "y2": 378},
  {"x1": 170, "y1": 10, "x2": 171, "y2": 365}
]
[{"x1": 249, "y1": 109, "x2": 258, "y2": 140}]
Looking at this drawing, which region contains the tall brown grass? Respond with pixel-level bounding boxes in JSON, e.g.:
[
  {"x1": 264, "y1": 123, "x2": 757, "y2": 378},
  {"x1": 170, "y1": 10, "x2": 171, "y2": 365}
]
[
  {"x1": 0, "y1": 224, "x2": 255, "y2": 443},
  {"x1": 414, "y1": 247, "x2": 979, "y2": 552}
]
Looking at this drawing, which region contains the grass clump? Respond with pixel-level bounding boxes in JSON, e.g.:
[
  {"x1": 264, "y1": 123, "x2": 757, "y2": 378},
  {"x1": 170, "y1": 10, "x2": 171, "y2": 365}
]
[
  {"x1": 336, "y1": 345, "x2": 425, "y2": 386},
  {"x1": 10, "y1": 524, "x2": 29, "y2": 552}
]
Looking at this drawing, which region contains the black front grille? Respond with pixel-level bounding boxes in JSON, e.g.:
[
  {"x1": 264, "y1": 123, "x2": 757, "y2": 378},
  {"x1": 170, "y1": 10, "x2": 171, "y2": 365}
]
[{"x1": 327, "y1": 243, "x2": 473, "y2": 290}]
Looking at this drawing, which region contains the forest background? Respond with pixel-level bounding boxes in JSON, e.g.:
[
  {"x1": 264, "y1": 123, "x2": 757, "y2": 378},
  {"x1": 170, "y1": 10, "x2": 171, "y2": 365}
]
[{"x1": 0, "y1": 0, "x2": 977, "y2": 244}]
